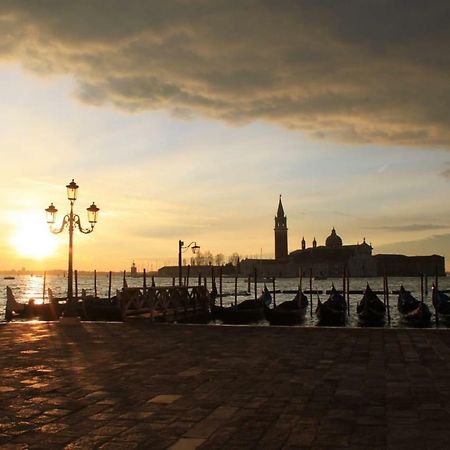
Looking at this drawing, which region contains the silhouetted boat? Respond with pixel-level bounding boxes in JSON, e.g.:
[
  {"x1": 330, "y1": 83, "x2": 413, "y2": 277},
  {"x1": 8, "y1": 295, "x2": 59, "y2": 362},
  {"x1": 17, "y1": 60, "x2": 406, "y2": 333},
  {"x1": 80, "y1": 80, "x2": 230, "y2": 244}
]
[
  {"x1": 80, "y1": 289, "x2": 124, "y2": 321},
  {"x1": 357, "y1": 284, "x2": 386, "y2": 325},
  {"x1": 5, "y1": 287, "x2": 63, "y2": 321},
  {"x1": 264, "y1": 288, "x2": 308, "y2": 325},
  {"x1": 432, "y1": 285, "x2": 450, "y2": 321},
  {"x1": 316, "y1": 285, "x2": 346, "y2": 325},
  {"x1": 210, "y1": 286, "x2": 270, "y2": 324},
  {"x1": 3, "y1": 276, "x2": 15, "y2": 280},
  {"x1": 397, "y1": 285, "x2": 431, "y2": 326}
]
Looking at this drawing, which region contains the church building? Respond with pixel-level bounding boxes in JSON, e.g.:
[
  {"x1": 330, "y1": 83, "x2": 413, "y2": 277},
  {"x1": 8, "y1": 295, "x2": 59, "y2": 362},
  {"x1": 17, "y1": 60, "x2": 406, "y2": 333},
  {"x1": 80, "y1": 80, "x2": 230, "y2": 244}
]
[{"x1": 240, "y1": 197, "x2": 445, "y2": 278}]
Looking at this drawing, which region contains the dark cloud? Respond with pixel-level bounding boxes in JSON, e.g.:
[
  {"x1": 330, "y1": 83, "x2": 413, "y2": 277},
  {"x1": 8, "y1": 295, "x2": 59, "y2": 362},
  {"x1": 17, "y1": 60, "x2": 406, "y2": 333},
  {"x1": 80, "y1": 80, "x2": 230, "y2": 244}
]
[
  {"x1": 369, "y1": 224, "x2": 450, "y2": 232},
  {"x1": 1, "y1": 1, "x2": 449, "y2": 147}
]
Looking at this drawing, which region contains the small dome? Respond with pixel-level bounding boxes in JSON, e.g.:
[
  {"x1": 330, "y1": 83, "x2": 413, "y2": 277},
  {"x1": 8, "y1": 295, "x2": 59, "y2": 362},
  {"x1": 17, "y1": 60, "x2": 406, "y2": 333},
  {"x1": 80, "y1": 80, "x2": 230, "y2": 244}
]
[{"x1": 325, "y1": 228, "x2": 343, "y2": 248}]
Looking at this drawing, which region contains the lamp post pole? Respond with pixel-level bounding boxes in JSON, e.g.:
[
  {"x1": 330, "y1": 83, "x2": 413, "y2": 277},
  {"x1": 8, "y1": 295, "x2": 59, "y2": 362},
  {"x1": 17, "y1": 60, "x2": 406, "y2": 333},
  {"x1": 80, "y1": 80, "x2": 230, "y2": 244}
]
[
  {"x1": 178, "y1": 240, "x2": 200, "y2": 286},
  {"x1": 46, "y1": 179, "x2": 99, "y2": 317}
]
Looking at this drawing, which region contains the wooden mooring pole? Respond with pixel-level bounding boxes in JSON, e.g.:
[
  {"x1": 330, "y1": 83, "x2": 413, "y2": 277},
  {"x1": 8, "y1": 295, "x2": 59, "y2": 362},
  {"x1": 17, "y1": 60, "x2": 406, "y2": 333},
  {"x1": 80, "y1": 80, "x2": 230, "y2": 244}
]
[
  {"x1": 420, "y1": 272, "x2": 424, "y2": 305},
  {"x1": 234, "y1": 274, "x2": 238, "y2": 306},
  {"x1": 309, "y1": 268, "x2": 313, "y2": 318},
  {"x1": 247, "y1": 274, "x2": 251, "y2": 294},
  {"x1": 272, "y1": 277, "x2": 276, "y2": 307},
  {"x1": 123, "y1": 270, "x2": 127, "y2": 288},
  {"x1": 94, "y1": 270, "x2": 97, "y2": 298},
  {"x1": 143, "y1": 268, "x2": 147, "y2": 294},
  {"x1": 254, "y1": 267, "x2": 258, "y2": 301},
  {"x1": 219, "y1": 266, "x2": 223, "y2": 307},
  {"x1": 108, "y1": 271, "x2": 112, "y2": 299},
  {"x1": 346, "y1": 269, "x2": 350, "y2": 316},
  {"x1": 42, "y1": 271, "x2": 46, "y2": 303},
  {"x1": 186, "y1": 264, "x2": 190, "y2": 288},
  {"x1": 385, "y1": 273, "x2": 391, "y2": 324}
]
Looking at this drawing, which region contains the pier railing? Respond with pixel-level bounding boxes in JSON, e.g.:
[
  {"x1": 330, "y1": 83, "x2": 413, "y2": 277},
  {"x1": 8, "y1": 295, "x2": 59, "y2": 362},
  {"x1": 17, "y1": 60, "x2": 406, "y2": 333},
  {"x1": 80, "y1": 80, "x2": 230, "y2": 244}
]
[{"x1": 118, "y1": 285, "x2": 210, "y2": 321}]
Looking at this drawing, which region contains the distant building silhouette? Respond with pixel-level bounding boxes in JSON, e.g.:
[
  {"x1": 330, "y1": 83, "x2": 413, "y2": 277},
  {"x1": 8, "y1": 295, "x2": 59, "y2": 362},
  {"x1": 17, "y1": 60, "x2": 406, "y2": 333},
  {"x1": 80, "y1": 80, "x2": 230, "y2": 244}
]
[
  {"x1": 274, "y1": 195, "x2": 288, "y2": 261},
  {"x1": 240, "y1": 197, "x2": 445, "y2": 277}
]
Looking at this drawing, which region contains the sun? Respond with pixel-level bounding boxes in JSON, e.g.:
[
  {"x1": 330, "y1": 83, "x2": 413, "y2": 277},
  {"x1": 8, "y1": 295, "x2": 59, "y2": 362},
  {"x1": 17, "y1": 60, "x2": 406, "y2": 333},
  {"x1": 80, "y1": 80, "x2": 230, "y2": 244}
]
[{"x1": 10, "y1": 210, "x2": 59, "y2": 259}]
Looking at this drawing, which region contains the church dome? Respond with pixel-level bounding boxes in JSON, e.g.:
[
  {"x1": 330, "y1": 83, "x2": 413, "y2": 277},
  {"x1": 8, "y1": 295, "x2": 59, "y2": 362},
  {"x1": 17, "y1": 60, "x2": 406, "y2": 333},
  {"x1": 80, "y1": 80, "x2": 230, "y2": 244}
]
[{"x1": 325, "y1": 228, "x2": 343, "y2": 248}]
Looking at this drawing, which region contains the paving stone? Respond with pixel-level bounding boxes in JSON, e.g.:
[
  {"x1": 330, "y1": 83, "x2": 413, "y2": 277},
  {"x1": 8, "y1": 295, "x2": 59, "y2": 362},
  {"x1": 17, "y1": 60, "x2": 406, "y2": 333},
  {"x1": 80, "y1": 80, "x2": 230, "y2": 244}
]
[{"x1": 2, "y1": 322, "x2": 450, "y2": 448}]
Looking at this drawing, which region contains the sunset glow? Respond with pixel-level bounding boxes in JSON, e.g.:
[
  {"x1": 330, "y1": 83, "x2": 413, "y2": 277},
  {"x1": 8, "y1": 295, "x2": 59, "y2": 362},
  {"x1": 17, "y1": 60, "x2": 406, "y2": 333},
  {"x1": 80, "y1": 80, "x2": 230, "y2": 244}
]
[{"x1": 10, "y1": 211, "x2": 58, "y2": 260}]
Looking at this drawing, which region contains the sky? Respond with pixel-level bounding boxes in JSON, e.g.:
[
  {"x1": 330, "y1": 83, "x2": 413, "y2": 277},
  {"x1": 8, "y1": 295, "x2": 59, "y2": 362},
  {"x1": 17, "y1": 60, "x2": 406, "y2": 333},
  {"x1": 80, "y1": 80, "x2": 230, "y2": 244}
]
[{"x1": 0, "y1": 1, "x2": 449, "y2": 271}]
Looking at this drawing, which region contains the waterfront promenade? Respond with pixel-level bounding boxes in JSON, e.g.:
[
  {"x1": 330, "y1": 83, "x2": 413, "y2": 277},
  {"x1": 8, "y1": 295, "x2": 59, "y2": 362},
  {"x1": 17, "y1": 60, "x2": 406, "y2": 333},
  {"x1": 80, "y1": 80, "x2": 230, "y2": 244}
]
[{"x1": 1, "y1": 323, "x2": 450, "y2": 449}]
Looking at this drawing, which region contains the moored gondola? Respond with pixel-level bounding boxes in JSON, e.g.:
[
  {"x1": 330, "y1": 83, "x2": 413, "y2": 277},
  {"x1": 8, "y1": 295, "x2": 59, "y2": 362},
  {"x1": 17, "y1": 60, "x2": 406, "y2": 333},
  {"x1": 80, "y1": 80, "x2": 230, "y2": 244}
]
[
  {"x1": 432, "y1": 284, "x2": 450, "y2": 321},
  {"x1": 264, "y1": 288, "x2": 308, "y2": 325},
  {"x1": 5, "y1": 286, "x2": 63, "y2": 321},
  {"x1": 397, "y1": 285, "x2": 431, "y2": 326},
  {"x1": 357, "y1": 283, "x2": 386, "y2": 325},
  {"x1": 80, "y1": 289, "x2": 124, "y2": 321},
  {"x1": 316, "y1": 285, "x2": 346, "y2": 326},
  {"x1": 210, "y1": 286, "x2": 271, "y2": 324}
]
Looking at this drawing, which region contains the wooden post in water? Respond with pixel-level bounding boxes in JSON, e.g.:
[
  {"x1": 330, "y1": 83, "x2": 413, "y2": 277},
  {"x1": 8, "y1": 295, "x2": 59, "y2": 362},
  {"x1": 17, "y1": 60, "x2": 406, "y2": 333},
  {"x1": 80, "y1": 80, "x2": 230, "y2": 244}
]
[
  {"x1": 420, "y1": 272, "x2": 424, "y2": 305},
  {"x1": 123, "y1": 270, "x2": 127, "y2": 288},
  {"x1": 186, "y1": 265, "x2": 190, "y2": 288},
  {"x1": 272, "y1": 277, "x2": 276, "y2": 307},
  {"x1": 247, "y1": 274, "x2": 251, "y2": 293},
  {"x1": 172, "y1": 277, "x2": 175, "y2": 286},
  {"x1": 151, "y1": 275, "x2": 156, "y2": 287},
  {"x1": 435, "y1": 265, "x2": 439, "y2": 291},
  {"x1": 346, "y1": 269, "x2": 350, "y2": 316},
  {"x1": 204, "y1": 277, "x2": 207, "y2": 289},
  {"x1": 254, "y1": 267, "x2": 258, "y2": 301},
  {"x1": 108, "y1": 271, "x2": 112, "y2": 299},
  {"x1": 425, "y1": 274, "x2": 428, "y2": 295},
  {"x1": 198, "y1": 273, "x2": 201, "y2": 286},
  {"x1": 385, "y1": 273, "x2": 391, "y2": 324},
  {"x1": 309, "y1": 268, "x2": 313, "y2": 318},
  {"x1": 94, "y1": 270, "x2": 97, "y2": 298},
  {"x1": 234, "y1": 274, "x2": 238, "y2": 306},
  {"x1": 219, "y1": 266, "x2": 223, "y2": 307},
  {"x1": 74, "y1": 270, "x2": 78, "y2": 300},
  {"x1": 42, "y1": 271, "x2": 46, "y2": 303},
  {"x1": 143, "y1": 268, "x2": 147, "y2": 294}
]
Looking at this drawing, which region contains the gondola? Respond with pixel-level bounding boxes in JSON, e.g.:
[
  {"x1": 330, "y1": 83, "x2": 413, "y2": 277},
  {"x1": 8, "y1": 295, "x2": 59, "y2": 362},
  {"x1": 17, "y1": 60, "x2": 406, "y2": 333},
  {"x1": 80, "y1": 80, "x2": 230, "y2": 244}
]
[
  {"x1": 397, "y1": 285, "x2": 431, "y2": 326},
  {"x1": 210, "y1": 286, "x2": 271, "y2": 324},
  {"x1": 357, "y1": 283, "x2": 386, "y2": 325},
  {"x1": 80, "y1": 289, "x2": 124, "y2": 321},
  {"x1": 5, "y1": 286, "x2": 63, "y2": 321},
  {"x1": 316, "y1": 285, "x2": 346, "y2": 325},
  {"x1": 432, "y1": 284, "x2": 450, "y2": 321},
  {"x1": 264, "y1": 288, "x2": 308, "y2": 325}
]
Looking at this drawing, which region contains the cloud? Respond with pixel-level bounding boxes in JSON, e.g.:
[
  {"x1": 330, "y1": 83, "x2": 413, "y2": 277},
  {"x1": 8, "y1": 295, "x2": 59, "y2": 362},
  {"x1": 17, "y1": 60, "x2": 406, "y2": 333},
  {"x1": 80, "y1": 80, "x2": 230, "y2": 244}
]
[
  {"x1": 369, "y1": 224, "x2": 450, "y2": 232},
  {"x1": 1, "y1": 1, "x2": 450, "y2": 147}
]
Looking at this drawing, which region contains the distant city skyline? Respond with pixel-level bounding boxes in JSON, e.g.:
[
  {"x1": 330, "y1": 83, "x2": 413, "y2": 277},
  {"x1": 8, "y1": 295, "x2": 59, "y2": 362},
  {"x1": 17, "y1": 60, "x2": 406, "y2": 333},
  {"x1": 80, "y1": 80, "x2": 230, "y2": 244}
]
[{"x1": 0, "y1": 2, "x2": 449, "y2": 271}]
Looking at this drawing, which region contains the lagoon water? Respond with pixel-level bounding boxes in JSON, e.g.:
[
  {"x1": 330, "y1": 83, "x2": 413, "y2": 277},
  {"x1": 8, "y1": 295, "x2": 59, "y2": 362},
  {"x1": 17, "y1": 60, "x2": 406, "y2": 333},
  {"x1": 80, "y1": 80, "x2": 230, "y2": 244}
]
[{"x1": 1, "y1": 273, "x2": 449, "y2": 328}]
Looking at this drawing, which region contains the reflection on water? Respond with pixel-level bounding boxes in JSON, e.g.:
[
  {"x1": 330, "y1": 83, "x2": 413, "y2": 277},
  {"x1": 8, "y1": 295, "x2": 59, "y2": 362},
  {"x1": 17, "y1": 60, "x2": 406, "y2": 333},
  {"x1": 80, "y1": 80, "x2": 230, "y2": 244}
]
[{"x1": 1, "y1": 273, "x2": 449, "y2": 328}]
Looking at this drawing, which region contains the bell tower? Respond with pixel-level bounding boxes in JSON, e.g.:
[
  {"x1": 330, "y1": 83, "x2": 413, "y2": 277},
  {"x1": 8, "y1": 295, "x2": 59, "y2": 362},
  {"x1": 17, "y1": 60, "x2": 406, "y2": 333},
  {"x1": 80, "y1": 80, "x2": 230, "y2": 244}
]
[{"x1": 274, "y1": 195, "x2": 288, "y2": 260}]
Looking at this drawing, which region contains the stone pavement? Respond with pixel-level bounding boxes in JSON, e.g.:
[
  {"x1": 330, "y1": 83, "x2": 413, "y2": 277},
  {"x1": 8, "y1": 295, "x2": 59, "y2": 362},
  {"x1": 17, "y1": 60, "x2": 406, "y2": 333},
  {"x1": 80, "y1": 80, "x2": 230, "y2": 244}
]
[{"x1": 1, "y1": 322, "x2": 450, "y2": 450}]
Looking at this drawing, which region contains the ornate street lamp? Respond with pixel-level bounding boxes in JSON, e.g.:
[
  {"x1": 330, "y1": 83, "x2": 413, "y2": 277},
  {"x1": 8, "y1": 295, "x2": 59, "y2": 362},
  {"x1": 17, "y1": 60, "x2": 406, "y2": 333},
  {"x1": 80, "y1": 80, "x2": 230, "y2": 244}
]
[
  {"x1": 45, "y1": 179, "x2": 100, "y2": 317},
  {"x1": 178, "y1": 240, "x2": 200, "y2": 286}
]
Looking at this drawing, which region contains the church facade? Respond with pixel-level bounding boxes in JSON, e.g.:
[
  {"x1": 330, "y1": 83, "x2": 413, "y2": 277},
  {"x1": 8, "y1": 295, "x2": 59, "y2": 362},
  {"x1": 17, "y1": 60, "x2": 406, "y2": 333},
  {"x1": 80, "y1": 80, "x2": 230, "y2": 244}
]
[{"x1": 240, "y1": 197, "x2": 445, "y2": 278}]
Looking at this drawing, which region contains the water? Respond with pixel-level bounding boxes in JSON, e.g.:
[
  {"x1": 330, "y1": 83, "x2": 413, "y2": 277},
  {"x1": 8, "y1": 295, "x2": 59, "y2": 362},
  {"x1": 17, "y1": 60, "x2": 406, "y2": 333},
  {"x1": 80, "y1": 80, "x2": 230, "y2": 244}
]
[{"x1": 1, "y1": 273, "x2": 449, "y2": 328}]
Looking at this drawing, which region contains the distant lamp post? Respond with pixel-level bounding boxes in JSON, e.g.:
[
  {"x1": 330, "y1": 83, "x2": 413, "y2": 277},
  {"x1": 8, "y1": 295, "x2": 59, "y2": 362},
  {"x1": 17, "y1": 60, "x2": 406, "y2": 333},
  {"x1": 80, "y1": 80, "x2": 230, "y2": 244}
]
[
  {"x1": 45, "y1": 179, "x2": 100, "y2": 317},
  {"x1": 178, "y1": 240, "x2": 200, "y2": 286}
]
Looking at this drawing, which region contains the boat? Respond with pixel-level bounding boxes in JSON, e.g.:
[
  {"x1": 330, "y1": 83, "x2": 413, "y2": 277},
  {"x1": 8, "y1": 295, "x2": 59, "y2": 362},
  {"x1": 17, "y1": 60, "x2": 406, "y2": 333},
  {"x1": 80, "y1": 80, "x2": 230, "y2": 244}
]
[
  {"x1": 357, "y1": 284, "x2": 386, "y2": 325},
  {"x1": 3, "y1": 276, "x2": 15, "y2": 280},
  {"x1": 210, "y1": 286, "x2": 271, "y2": 324},
  {"x1": 264, "y1": 288, "x2": 308, "y2": 325},
  {"x1": 397, "y1": 285, "x2": 431, "y2": 326},
  {"x1": 432, "y1": 284, "x2": 450, "y2": 321},
  {"x1": 316, "y1": 285, "x2": 346, "y2": 325},
  {"x1": 80, "y1": 289, "x2": 124, "y2": 321},
  {"x1": 4, "y1": 287, "x2": 63, "y2": 321}
]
